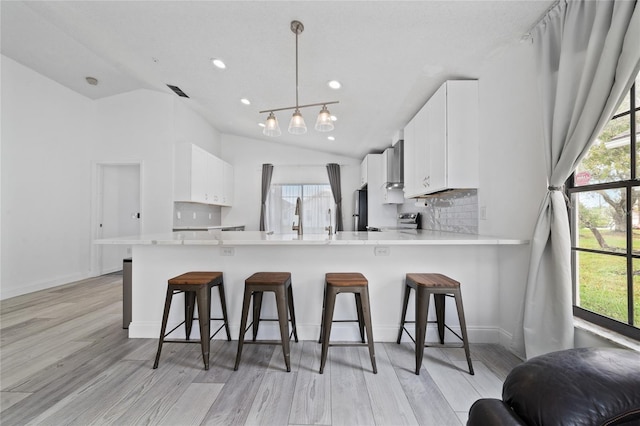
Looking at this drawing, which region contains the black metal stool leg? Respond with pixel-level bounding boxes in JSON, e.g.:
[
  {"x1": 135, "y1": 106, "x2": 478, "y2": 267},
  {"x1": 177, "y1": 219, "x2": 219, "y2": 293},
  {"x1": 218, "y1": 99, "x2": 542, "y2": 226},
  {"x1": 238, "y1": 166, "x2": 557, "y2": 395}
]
[
  {"x1": 360, "y1": 287, "x2": 377, "y2": 374},
  {"x1": 252, "y1": 291, "x2": 263, "y2": 341},
  {"x1": 287, "y1": 283, "x2": 299, "y2": 342},
  {"x1": 196, "y1": 286, "x2": 211, "y2": 370},
  {"x1": 414, "y1": 288, "x2": 429, "y2": 375},
  {"x1": 217, "y1": 281, "x2": 231, "y2": 341},
  {"x1": 355, "y1": 293, "x2": 365, "y2": 343},
  {"x1": 184, "y1": 291, "x2": 196, "y2": 340},
  {"x1": 318, "y1": 282, "x2": 326, "y2": 344},
  {"x1": 153, "y1": 288, "x2": 174, "y2": 369},
  {"x1": 434, "y1": 293, "x2": 446, "y2": 344},
  {"x1": 234, "y1": 287, "x2": 252, "y2": 371},
  {"x1": 319, "y1": 286, "x2": 336, "y2": 374},
  {"x1": 453, "y1": 289, "x2": 474, "y2": 375},
  {"x1": 275, "y1": 286, "x2": 291, "y2": 372},
  {"x1": 397, "y1": 282, "x2": 411, "y2": 344}
]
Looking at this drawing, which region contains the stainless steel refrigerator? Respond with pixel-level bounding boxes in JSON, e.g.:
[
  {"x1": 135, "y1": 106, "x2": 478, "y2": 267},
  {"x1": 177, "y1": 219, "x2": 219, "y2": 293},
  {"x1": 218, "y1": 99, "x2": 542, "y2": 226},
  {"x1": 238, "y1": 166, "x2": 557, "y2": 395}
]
[{"x1": 353, "y1": 189, "x2": 368, "y2": 231}]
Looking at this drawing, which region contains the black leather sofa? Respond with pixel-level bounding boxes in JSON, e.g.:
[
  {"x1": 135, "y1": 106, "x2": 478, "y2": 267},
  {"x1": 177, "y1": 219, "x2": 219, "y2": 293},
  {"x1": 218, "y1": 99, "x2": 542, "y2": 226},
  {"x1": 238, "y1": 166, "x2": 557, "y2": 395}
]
[{"x1": 467, "y1": 347, "x2": 640, "y2": 425}]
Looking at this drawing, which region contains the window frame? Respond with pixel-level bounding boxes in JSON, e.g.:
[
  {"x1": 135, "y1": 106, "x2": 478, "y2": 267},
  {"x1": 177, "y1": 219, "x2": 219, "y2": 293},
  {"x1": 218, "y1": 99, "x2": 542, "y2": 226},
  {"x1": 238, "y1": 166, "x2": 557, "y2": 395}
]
[
  {"x1": 266, "y1": 183, "x2": 334, "y2": 235},
  {"x1": 567, "y1": 78, "x2": 640, "y2": 341}
]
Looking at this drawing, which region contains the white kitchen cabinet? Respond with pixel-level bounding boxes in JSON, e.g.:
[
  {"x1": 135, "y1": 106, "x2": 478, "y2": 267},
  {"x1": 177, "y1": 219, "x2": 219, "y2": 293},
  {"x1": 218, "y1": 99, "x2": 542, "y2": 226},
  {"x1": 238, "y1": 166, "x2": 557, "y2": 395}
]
[
  {"x1": 403, "y1": 80, "x2": 478, "y2": 198},
  {"x1": 174, "y1": 143, "x2": 233, "y2": 206},
  {"x1": 360, "y1": 155, "x2": 368, "y2": 188}
]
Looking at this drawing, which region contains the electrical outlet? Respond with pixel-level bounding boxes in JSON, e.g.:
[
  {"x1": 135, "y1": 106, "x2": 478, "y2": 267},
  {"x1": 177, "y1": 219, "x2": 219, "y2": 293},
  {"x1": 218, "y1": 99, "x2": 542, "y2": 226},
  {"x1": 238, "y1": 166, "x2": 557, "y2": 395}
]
[
  {"x1": 221, "y1": 247, "x2": 235, "y2": 256},
  {"x1": 176, "y1": 211, "x2": 181, "y2": 219},
  {"x1": 209, "y1": 213, "x2": 212, "y2": 219},
  {"x1": 193, "y1": 212, "x2": 197, "y2": 219},
  {"x1": 480, "y1": 206, "x2": 487, "y2": 220},
  {"x1": 374, "y1": 246, "x2": 390, "y2": 256}
]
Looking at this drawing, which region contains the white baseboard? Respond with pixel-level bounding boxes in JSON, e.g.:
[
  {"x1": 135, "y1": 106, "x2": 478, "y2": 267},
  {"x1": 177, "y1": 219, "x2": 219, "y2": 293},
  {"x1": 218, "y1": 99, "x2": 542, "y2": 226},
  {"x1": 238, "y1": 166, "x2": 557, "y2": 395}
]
[
  {"x1": 128, "y1": 320, "x2": 503, "y2": 344},
  {"x1": 0, "y1": 271, "x2": 94, "y2": 300}
]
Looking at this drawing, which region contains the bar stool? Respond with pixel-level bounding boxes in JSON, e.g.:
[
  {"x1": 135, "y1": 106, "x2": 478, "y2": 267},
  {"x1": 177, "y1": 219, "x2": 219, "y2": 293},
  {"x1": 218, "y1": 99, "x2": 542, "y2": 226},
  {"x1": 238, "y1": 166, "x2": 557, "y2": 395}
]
[
  {"x1": 319, "y1": 272, "x2": 377, "y2": 374},
  {"x1": 234, "y1": 272, "x2": 298, "y2": 372},
  {"x1": 153, "y1": 271, "x2": 231, "y2": 370},
  {"x1": 397, "y1": 273, "x2": 474, "y2": 375}
]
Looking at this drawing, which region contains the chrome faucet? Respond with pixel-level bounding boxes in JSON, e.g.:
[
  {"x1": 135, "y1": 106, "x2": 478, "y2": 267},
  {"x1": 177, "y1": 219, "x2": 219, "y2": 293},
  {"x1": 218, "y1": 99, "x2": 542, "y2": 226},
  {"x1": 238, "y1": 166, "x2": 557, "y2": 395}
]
[
  {"x1": 325, "y1": 208, "x2": 333, "y2": 236},
  {"x1": 292, "y1": 197, "x2": 303, "y2": 235}
]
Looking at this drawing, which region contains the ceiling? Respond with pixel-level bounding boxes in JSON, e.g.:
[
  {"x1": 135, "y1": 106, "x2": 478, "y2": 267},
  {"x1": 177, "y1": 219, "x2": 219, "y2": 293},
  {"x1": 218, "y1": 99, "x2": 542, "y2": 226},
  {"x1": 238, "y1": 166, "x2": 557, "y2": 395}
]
[{"x1": 0, "y1": 0, "x2": 555, "y2": 159}]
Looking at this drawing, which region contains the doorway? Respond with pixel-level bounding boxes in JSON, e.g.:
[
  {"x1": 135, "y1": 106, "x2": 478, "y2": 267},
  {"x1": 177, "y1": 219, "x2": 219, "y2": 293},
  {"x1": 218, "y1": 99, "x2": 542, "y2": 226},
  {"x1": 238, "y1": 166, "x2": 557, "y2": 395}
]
[{"x1": 92, "y1": 162, "x2": 141, "y2": 275}]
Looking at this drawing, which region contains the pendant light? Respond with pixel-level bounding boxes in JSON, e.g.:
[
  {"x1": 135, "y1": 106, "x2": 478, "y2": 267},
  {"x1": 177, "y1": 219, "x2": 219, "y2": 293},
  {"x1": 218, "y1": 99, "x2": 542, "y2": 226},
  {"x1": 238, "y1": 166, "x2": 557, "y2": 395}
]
[{"x1": 260, "y1": 20, "x2": 338, "y2": 136}]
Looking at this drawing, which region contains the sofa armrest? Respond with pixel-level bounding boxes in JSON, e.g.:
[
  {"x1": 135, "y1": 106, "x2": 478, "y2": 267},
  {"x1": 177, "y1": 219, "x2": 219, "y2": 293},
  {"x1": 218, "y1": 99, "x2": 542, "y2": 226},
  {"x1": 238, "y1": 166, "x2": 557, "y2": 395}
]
[{"x1": 467, "y1": 399, "x2": 527, "y2": 426}]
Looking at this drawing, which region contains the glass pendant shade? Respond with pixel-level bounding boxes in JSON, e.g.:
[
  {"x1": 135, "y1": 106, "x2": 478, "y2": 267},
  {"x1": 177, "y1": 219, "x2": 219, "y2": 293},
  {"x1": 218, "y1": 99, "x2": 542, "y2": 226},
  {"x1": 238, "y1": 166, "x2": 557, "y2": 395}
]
[
  {"x1": 288, "y1": 110, "x2": 307, "y2": 134},
  {"x1": 263, "y1": 112, "x2": 281, "y2": 137},
  {"x1": 315, "y1": 105, "x2": 334, "y2": 132}
]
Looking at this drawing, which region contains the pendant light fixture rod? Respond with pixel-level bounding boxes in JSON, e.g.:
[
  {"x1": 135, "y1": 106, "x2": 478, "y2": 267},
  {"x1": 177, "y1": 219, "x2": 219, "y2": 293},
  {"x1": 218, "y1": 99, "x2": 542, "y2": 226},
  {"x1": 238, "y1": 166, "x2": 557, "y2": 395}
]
[
  {"x1": 294, "y1": 20, "x2": 300, "y2": 110},
  {"x1": 259, "y1": 100, "x2": 339, "y2": 114}
]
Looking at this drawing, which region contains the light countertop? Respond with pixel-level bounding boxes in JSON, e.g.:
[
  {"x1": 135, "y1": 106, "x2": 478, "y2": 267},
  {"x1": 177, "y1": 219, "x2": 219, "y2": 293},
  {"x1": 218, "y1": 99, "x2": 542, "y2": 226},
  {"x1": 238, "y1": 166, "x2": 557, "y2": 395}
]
[{"x1": 95, "y1": 230, "x2": 528, "y2": 246}]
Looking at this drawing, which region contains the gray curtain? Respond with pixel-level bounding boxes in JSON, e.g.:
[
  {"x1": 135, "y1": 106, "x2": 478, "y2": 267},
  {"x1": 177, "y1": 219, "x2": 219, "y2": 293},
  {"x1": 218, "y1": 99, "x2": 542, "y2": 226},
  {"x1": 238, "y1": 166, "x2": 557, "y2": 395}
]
[
  {"x1": 326, "y1": 163, "x2": 344, "y2": 231},
  {"x1": 259, "y1": 164, "x2": 274, "y2": 231},
  {"x1": 514, "y1": 0, "x2": 640, "y2": 359}
]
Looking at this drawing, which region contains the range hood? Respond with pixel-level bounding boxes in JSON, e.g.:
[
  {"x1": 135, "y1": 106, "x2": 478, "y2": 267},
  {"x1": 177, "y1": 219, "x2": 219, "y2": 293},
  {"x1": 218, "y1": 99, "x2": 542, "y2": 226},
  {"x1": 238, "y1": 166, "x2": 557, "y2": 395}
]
[{"x1": 384, "y1": 140, "x2": 404, "y2": 189}]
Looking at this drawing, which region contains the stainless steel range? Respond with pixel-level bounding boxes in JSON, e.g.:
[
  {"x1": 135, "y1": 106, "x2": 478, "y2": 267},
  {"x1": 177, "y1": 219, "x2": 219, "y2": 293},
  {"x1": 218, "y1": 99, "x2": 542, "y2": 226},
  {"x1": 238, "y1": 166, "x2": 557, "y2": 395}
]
[
  {"x1": 397, "y1": 213, "x2": 421, "y2": 230},
  {"x1": 367, "y1": 213, "x2": 421, "y2": 231}
]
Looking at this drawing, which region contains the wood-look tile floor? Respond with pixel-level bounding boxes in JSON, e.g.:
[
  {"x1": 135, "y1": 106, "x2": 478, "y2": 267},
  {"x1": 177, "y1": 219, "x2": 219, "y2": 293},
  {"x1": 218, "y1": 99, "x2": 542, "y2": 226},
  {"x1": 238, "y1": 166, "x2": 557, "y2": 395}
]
[{"x1": 0, "y1": 273, "x2": 522, "y2": 426}]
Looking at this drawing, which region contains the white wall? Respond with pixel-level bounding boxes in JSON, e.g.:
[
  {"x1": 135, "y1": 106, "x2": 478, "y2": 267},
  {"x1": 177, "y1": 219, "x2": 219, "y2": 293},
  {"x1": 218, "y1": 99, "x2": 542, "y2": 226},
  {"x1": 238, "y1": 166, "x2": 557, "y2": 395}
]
[
  {"x1": 0, "y1": 55, "x2": 222, "y2": 299},
  {"x1": 476, "y1": 39, "x2": 547, "y2": 349},
  {"x1": 1, "y1": 56, "x2": 95, "y2": 298},
  {"x1": 221, "y1": 134, "x2": 360, "y2": 231}
]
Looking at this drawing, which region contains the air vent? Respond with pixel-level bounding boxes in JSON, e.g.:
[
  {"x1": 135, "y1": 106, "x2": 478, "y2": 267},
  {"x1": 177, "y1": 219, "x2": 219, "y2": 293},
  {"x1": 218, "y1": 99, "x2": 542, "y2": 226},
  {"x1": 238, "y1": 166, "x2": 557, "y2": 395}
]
[{"x1": 167, "y1": 84, "x2": 189, "y2": 98}]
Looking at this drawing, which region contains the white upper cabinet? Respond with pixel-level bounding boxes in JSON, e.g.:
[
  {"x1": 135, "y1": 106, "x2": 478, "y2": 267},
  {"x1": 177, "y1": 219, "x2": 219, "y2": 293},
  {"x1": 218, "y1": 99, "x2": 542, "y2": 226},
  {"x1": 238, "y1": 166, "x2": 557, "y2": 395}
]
[
  {"x1": 174, "y1": 143, "x2": 234, "y2": 206},
  {"x1": 403, "y1": 80, "x2": 479, "y2": 198}
]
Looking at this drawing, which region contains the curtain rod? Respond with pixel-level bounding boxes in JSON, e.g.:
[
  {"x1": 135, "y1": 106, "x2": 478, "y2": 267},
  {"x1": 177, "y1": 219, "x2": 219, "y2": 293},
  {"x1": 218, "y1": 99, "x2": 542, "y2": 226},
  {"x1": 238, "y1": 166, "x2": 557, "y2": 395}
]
[{"x1": 522, "y1": 0, "x2": 562, "y2": 40}]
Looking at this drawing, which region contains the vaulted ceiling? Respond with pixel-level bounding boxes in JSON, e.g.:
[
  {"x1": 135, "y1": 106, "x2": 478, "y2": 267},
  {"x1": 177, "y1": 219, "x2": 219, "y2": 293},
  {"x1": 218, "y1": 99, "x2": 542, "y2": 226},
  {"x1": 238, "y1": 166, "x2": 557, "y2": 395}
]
[{"x1": 1, "y1": 1, "x2": 555, "y2": 158}]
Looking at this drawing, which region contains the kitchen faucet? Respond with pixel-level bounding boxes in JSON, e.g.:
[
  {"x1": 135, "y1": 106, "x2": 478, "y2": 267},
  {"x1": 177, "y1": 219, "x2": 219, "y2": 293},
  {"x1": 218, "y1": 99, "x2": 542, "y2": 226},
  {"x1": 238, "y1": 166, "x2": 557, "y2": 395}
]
[
  {"x1": 325, "y1": 208, "x2": 333, "y2": 236},
  {"x1": 292, "y1": 197, "x2": 303, "y2": 235}
]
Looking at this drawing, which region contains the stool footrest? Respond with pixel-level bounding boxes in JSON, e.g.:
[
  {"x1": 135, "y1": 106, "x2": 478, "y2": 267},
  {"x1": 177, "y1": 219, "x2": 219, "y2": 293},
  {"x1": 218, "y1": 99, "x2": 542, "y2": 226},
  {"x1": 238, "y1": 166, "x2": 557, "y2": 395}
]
[
  {"x1": 399, "y1": 323, "x2": 465, "y2": 344},
  {"x1": 162, "y1": 322, "x2": 228, "y2": 341},
  {"x1": 328, "y1": 342, "x2": 371, "y2": 348}
]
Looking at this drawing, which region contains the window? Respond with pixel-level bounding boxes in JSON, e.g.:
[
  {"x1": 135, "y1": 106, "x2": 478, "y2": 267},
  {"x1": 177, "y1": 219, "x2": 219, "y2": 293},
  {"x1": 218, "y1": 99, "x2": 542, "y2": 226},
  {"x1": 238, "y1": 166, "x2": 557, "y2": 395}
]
[
  {"x1": 568, "y1": 72, "x2": 640, "y2": 340},
  {"x1": 267, "y1": 184, "x2": 333, "y2": 234}
]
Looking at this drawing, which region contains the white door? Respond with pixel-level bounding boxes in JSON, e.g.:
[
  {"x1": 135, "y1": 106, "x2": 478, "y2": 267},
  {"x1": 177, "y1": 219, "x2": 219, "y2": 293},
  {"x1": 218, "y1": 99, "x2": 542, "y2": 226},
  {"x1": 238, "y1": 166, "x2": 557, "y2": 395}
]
[{"x1": 97, "y1": 164, "x2": 141, "y2": 274}]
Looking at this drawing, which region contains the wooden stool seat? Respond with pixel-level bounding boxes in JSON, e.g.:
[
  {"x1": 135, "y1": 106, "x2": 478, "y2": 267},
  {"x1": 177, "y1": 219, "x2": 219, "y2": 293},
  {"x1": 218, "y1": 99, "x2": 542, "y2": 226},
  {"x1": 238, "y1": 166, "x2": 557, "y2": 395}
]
[
  {"x1": 319, "y1": 272, "x2": 377, "y2": 374},
  {"x1": 397, "y1": 273, "x2": 473, "y2": 375},
  {"x1": 169, "y1": 271, "x2": 223, "y2": 285},
  {"x1": 407, "y1": 273, "x2": 460, "y2": 288},
  {"x1": 234, "y1": 272, "x2": 298, "y2": 372},
  {"x1": 153, "y1": 271, "x2": 231, "y2": 370},
  {"x1": 326, "y1": 272, "x2": 369, "y2": 286}
]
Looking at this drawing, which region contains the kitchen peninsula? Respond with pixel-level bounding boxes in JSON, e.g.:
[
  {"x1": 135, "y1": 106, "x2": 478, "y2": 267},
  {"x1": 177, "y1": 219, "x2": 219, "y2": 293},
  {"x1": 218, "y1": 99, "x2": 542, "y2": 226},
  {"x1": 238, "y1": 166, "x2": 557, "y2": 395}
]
[{"x1": 97, "y1": 230, "x2": 528, "y2": 345}]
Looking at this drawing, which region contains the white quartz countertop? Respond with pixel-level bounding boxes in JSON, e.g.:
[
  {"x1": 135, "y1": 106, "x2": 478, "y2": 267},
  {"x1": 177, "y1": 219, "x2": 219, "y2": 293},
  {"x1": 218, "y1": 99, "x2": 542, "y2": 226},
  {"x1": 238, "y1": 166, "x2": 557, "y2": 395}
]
[{"x1": 95, "y1": 230, "x2": 528, "y2": 246}]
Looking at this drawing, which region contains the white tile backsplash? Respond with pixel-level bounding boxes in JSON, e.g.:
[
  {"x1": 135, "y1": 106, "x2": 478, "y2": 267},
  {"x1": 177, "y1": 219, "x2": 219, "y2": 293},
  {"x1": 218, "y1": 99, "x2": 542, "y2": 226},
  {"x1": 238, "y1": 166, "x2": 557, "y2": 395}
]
[
  {"x1": 173, "y1": 202, "x2": 221, "y2": 229},
  {"x1": 399, "y1": 189, "x2": 478, "y2": 234}
]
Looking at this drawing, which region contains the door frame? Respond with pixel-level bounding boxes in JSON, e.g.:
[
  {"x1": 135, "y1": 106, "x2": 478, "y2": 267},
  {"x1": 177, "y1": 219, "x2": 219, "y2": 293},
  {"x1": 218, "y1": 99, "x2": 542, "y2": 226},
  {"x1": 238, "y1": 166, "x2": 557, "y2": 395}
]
[{"x1": 90, "y1": 160, "x2": 144, "y2": 276}]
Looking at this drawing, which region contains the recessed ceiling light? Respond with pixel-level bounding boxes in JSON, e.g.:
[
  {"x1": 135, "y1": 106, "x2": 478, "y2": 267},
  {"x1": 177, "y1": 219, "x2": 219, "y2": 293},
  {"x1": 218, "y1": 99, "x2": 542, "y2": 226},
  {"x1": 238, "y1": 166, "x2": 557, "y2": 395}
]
[
  {"x1": 241, "y1": 98, "x2": 251, "y2": 105},
  {"x1": 328, "y1": 136, "x2": 335, "y2": 141},
  {"x1": 258, "y1": 122, "x2": 266, "y2": 128},
  {"x1": 328, "y1": 80, "x2": 341, "y2": 89},
  {"x1": 211, "y1": 58, "x2": 226, "y2": 69}
]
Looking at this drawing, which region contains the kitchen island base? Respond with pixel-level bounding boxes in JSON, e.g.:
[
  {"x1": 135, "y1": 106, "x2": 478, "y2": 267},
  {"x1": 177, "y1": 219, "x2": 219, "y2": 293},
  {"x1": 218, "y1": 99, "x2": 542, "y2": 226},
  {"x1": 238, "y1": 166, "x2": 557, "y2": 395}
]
[{"x1": 128, "y1": 241, "x2": 526, "y2": 345}]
